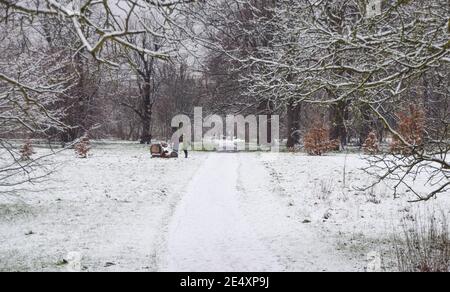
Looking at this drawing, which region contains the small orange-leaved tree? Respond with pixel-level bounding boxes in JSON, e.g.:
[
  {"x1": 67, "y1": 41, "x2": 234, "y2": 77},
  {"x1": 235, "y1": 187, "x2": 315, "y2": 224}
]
[
  {"x1": 363, "y1": 131, "x2": 379, "y2": 154},
  {"x1": 304, "y1": 122, "x2": 339, "y2": 156},
  {"x1": 20, "y1": 139, "x2": 35, "y2": 161},
  {"x1": 390, "y1": 105, "x2": 425, "y2": 155},
  {"x1": 75, "y1": 135, "x2": 91, "y2": 158}
]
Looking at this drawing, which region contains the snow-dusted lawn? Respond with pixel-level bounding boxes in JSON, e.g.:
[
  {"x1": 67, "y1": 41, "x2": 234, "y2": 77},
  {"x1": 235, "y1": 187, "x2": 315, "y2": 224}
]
[
  {"x1": 252, "y1": 153, "x2": 450, "y2": 271},
  {"x1": 0, "y1": 143, "x2": 207, "y2": 271},
  {"x1": 0, "y1": 144, "x2": 449, "y2": 271}
]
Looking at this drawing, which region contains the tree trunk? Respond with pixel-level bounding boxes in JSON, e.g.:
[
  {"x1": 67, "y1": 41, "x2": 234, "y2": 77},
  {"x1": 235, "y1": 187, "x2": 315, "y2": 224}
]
[
  {"x1": 257, "y1": 100, "x2": 274, "y2": 144},
  {"x1": 359, "y1": 105, "x2": 372, "y2": 146},
  {"x1": 140, "y1": 116, "x2": 152, "y2": 144},
  {"x1": 286, "y1": 99, "x2": 302, "y2": 148},
  {"x1": 329, "y1": 99, "x2": 348, "y2": 148},
  {"x1": 140, "y1": 81, "x2": 153, "y2": 144}
]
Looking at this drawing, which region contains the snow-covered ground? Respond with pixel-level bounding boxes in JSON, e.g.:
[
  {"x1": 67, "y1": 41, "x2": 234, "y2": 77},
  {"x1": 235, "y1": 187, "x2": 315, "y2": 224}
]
[
  {"x1": 0, "y1": 143, "x2": 207, "y2": 271},
  {"x1": 0, "y1": 143, "x2": 449, "y2": 271}
]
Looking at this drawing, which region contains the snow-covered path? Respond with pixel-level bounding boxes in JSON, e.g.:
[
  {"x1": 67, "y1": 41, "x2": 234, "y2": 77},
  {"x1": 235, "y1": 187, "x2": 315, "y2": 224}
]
[{"x1": 164, "y1": 153, "x2": 282, "y2": 272}]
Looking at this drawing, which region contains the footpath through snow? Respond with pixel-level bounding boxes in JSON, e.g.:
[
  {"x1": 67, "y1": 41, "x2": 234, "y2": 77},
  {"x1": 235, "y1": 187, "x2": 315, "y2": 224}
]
[
  {"x1": 163, "y1": 153, "x2": 360, "y2": 272},
  {"x1": 163, "y1": 153, "x2": 282, "y2": 272}
]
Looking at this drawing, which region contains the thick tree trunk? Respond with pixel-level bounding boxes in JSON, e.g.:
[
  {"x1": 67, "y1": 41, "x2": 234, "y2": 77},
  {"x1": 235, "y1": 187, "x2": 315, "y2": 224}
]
[
  {"x1": 257, "y1": 100, "x2": 274, "y2": 144},
  {"x1": 140, "y1": 82, "x2": 153, "y2": 144},
  {"x1": 140, "y1": 117, "x2": 152, "y2": 144},
  {"x1": 357, "y1": 105, "x2": 370, "y2": 146},
  {"x1": 329, "y1": 99, "x2": 348, "y2": 148},
  {"x1": 286, "y1": 99, "x2": 302, "y2": 148}
]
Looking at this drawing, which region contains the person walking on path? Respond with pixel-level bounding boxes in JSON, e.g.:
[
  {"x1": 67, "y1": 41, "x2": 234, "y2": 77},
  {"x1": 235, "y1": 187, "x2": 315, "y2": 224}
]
[
  {"x1": 180, "y1": 135, "x2": 188, "y2": 158},
  {"x1": 171, "y1": 123, "x2": 189, "y2": 159}
]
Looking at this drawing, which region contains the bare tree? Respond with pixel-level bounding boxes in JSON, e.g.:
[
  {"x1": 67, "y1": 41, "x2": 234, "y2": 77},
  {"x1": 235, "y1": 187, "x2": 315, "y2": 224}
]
[
  {"x1": 0, "y1": 0, "x2": 195, "y2": 188},
  {"x1": 119, "y1": 34, "x2": 163, "y2": 144}
]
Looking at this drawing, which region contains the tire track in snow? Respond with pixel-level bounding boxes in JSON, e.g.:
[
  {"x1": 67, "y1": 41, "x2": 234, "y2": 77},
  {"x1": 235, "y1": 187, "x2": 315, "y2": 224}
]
[{"x1": 163, "y1": 153, "x2": 282, "y2": 272}]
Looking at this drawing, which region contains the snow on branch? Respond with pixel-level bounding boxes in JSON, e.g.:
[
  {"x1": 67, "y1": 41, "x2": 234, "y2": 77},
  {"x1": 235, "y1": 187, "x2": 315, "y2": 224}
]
[{"x1": 0, "y1": 0, "x2": 191, "y2": 65}]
